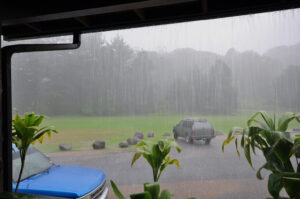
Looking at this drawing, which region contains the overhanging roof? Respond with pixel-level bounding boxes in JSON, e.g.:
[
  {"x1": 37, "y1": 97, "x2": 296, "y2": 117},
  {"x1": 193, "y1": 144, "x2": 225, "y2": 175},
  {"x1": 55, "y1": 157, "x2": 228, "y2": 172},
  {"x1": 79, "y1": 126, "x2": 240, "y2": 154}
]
[{"x1": 1, "y1": 0, "x2": 300, "y2": 41}]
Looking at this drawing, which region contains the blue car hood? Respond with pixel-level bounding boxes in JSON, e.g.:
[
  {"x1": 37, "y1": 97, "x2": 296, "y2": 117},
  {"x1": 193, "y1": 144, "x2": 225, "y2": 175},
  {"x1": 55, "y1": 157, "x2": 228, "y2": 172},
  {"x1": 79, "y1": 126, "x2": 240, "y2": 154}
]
[{"x1": 14, "y1": 165, "x2": 106, "y2": 198}]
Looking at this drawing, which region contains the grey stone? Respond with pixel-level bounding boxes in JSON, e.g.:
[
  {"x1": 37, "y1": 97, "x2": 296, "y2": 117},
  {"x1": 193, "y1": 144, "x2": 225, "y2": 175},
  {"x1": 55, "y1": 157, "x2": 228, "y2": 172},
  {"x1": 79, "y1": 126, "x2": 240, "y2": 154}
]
[
  {"x1": 127, "y1": 137, "x2": 139, "y2": 145},
  {"x1": 163, "y1": 132, "x2": 171, "y2": 137},
  {"x1": 119, "y1": 141, "x2": 129, "y2": 148},
  {"x1": 147, "y1": 132, "x2": 155, "y2": 137},
  {"x1": 92, "y1": 140, "x2": 106, "y2": 150},
  {"x1": 134, "y1": 132, "x2": 144, "y2": 139},
  {"x1": 59, "y1": 144, "x2": 72, "y2": 151}
]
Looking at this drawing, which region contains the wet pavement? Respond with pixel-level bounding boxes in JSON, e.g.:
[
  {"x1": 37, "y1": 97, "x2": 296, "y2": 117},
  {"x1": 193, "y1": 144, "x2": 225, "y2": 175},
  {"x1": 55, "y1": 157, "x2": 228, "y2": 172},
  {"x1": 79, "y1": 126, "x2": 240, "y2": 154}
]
[{"x1": 49, "y1": 135, "x2": 270, "y2": 199}]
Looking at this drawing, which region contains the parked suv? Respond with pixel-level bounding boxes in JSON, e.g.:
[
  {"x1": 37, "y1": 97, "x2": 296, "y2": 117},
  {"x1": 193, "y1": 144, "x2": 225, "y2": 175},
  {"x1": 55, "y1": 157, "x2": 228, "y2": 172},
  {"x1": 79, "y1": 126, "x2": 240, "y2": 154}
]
[
  {"x1": 173, "y1": 118, "x2": 215, "y2": 144},
  {"x1": 13, "y1": 145, "x2": 108, "y2": 199}
]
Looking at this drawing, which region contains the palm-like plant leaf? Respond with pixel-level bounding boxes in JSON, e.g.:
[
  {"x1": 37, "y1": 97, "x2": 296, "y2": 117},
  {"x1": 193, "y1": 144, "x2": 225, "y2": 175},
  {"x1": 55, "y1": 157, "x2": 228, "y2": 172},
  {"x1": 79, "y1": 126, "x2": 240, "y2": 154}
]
[
  {"x1": 111, "y1": 180, "x2": 127, "y2": 199},
  {"x1": 223, "y1": 111, "x2": 300, "y2": 199},
  {"x1": 131, "y1": 138, "x2": 182, "y2": 182},
  {"x1": 12, "y1": 112, "x2": 58, "y2": 192}
]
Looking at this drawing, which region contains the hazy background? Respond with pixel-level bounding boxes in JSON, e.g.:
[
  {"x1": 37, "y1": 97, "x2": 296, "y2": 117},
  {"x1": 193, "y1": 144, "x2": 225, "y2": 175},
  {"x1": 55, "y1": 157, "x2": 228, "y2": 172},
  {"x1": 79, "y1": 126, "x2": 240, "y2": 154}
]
[
  {"x1": 103, "y1": 8, "x2": 300, "y2": 55},
  {"x1": 6, "y1": 8, "x2": 300, "y2": 116}
]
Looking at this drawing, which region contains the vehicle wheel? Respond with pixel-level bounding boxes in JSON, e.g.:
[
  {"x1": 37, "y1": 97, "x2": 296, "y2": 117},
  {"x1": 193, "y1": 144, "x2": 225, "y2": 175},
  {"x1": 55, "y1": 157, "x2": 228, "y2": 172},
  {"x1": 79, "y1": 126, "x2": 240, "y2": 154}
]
[
  {"x1": 205, "y1": 139, "x2": 211, "y2": 145},
  {"x1": 174, "y1": 133, "x2": 178, "y2": 140},
  {"x1": 185, "y1": 136, "x2": 193, "y2": 144}
]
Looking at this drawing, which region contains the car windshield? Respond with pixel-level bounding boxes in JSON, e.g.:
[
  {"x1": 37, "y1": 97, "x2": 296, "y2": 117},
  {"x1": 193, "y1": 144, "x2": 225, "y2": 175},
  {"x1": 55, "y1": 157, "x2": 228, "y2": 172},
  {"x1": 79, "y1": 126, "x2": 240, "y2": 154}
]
[
  {"x1": 13, "y1": 147, "x2": 53, "y2": 182},
  {"x1": 193, "y1": 122, "x2": 212, "y2": 129}
]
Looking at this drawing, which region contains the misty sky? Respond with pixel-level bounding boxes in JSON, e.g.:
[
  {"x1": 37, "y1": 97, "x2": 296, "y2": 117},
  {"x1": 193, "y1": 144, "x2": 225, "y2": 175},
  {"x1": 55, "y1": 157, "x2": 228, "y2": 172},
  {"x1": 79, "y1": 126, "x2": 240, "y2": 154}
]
[
  {"x1": 3, "y1": 8, "x2": 300, "y2": 55},
  {"x1": 102, "y1": 8, "x2": 300, "y2": 55}
]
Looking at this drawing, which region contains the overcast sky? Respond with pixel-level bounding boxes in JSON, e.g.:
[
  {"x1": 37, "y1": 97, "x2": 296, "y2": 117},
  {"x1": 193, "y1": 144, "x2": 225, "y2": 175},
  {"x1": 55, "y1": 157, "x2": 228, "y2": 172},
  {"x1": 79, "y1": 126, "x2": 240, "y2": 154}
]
[
  {"x1": 102, "y1": 8, "x2": 300, "y2": 55},
  {"x1": 3, "y1": 8, "x2": 300, "y2": 56}
]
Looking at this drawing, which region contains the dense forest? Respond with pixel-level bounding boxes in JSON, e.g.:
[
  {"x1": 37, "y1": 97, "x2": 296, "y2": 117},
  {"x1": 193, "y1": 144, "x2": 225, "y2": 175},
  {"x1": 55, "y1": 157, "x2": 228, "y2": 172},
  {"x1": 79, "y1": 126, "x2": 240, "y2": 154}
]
[{"x1": 10, "y1": 34, "x2": 300, "y2": 116}]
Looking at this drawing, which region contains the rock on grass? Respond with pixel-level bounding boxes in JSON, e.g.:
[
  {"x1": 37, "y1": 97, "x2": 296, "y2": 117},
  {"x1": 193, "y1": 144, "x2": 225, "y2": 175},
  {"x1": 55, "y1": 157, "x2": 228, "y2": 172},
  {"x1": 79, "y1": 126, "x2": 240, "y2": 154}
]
[
  {"x1": 92, "y1": 140, "x2": 106, "y2": 149},
  {"x1": 59, "y1": 144, "x2": 72, "y2": 151},
  {"x1": 134, "y1": 132, "x2": 144, "y2": 139},
  {"x1": 119, "y1": 141, "x2": 129, "y2": 148}
]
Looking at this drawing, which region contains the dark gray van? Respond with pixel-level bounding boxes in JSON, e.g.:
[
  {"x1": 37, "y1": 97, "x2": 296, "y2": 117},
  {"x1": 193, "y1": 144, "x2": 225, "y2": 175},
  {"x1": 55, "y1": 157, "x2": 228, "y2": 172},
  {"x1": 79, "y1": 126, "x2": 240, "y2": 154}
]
[{"x1": 173, "y1": 118, "x2": 215, "y2": 144}]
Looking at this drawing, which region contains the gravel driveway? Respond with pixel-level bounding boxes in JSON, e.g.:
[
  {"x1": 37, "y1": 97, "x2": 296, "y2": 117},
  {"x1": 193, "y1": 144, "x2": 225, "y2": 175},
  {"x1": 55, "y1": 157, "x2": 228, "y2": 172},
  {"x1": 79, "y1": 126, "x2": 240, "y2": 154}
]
[{"x1": 48, "y1": 135, "x2": 269, "y2": 199}]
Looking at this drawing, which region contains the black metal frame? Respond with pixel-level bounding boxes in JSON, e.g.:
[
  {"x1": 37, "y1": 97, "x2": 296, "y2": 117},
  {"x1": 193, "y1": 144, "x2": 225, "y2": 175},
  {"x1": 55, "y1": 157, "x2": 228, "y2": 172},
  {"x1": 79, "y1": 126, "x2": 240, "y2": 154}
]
[
  {"x1": 1, "y1": 32, "x2": 81, "y2": 192},
  {"x1": 2, "y1": 0, "x2": 300, "y2": 41}
]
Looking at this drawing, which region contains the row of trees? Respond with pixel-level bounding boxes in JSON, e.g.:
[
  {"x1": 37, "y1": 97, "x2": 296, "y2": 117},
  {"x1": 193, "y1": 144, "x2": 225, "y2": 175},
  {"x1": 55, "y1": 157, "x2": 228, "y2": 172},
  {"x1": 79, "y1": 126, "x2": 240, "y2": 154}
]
[
  {"x1": 276, "y1": 65, "x2": 300, "y2": 112},
  {"x1": 12, "y1": 34, "x2": 238, "y2": 116},
  {"x1": 12, "y1": 34, "x2": 299, "y2": 116}
]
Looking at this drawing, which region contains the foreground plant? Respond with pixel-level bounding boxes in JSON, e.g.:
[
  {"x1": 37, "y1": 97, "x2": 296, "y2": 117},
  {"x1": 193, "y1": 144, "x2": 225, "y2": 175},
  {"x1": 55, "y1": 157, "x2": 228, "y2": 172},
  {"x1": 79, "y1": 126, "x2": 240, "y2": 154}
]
[
  {"x1": 12, "y1": 112, "x2": 58, "y2": 192},
  {"x1": 222, "y1": 111, "x2": 300, "y2": 199},
  {"x1": 111, "y1": 138, "x2": 195, "y2": 199},
  {"x1": 111, "y1": 181, "x2": 173, "y2": 199},
  {"x1": 131, "y1": 138, "x2": 182, "y2": 182}
]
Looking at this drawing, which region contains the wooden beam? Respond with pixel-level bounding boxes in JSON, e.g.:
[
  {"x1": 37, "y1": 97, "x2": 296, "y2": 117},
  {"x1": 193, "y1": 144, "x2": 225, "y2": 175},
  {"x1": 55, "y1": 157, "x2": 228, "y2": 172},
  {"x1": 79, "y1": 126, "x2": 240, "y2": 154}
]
[
  {"x1": 201, "y1": 0, "x2": 208, "y2": 13},
  {"x1": 134, "y1": 9, "x2": 146, "y2": 20},
  {"x1": 74, "y1": 17, "x2": 90, "y2": 27},
  {"x1": 0, "y1": 24, "x2": 3, "y2": 192},
  {"x1": 2, "y1": 0, "x2": 197, "y2": 26},
  {"x1": 24, "y1": 23, "x2": 42, "y2": 32}
]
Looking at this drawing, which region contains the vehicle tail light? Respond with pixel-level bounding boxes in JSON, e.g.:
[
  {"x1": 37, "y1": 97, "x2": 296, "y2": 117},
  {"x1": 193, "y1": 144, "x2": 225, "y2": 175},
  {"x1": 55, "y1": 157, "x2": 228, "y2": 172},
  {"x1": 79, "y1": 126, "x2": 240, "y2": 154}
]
[{"x1": 192, "y1": 130, "x2": 196, "y2": 135}]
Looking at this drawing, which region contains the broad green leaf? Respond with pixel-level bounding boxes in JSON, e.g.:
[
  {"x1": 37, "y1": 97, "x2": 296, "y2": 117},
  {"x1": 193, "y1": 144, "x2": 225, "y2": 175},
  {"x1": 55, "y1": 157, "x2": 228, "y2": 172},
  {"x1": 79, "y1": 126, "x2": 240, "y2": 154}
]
[
  {"x1": 144, "y1": 182, "x2": 160, "y2": 199},
  {"x1": 248, "y1": 119, "x2": 269, "y2": 130},
  {"x1": 130, "y1": 192, "x2": 151, "y2": 199},
  {"x1": 244, "y1": 142, "x2": 253, "y2": 168},
  {"x1": 227, "y1": 129, "x2": 233, "y2": 139},
  {"x1": 241, "y1": 133, "x2": 245, "y2": 147},
  {"x1": 169, "y1": 159, "x2": 181, "y2": 168},
  {"x1": 259, "y1": 111, "x2": 275, "y2": 130},
  {"x1": 268, "y1": 173, "x2": 283, "y2": 199},
  {"x1": 168, "y1": 139, "x2": 182, "y2": 153},
  {"x1": 278, "y1": 112, "x2": 298, "y2": 132},
  {"x1": 159, "y1": 190, "x2": 172, "y2": 199},
  {"x1": 281, "y1": 172, "x2": 300, "y2": 199},
  {"x1": 111, "y1": 180, "x2": 127, "y2": 199},
  {"x1": 290, "y1": 138, "x2": 300, "y2": 157},
  {"x1": 256, "y1": 163, "x2": 267, "y2": 180},
  {"x1": 134, "y1": 138, "x2": 181, "y2": 182},
  {"x1": 32, "y1": 115, "x2": 44, "y2": 127},
  {"x1": 131, "y1": 152, "x2": 142, "y2": 167},
  {"x1": 250, "y1": 137, "x2": 256, "y2": 155},
  {"x1": 159, "y1": 157, "x2": 170, "y2": 177},
  {"x1": 248, "y1": 111, "x2": 274, "y2": 130},
  {"x1": 38, "y1": 135, "x2": 44, "y2": 144},
  {"x1": 271, "y1": 139, "x2": 293, "y2": 164},
  {"x1": 158, "y1": 141, "x2": 165, "y2": 152},
  {"x1": 235, "y1": 138, "x2": 240, "y2": 158},
  {"x1": 248, "y1": 126, "x2": 262, "y2": 137},
  {"x1": 222, "y1": 136, "x2": 235, "y2": 152}
]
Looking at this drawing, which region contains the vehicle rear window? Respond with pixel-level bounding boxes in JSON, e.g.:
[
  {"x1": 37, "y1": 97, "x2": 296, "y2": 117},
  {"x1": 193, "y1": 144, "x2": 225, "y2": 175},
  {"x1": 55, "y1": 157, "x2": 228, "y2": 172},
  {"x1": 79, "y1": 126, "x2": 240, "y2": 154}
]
[
  {"x1": 193, "y1": 122, "x2": 212, "y2": 129},
  {"x1": 183, "y1": 121, "x2": 193, "y2": 128}
]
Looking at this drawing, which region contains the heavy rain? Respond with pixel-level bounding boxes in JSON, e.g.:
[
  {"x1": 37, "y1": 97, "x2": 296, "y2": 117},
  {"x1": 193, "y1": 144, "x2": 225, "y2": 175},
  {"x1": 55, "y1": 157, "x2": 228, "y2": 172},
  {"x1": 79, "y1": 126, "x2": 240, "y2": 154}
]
[{"x1": 8, "y1": 8, "x2": 300, "y2": 199}]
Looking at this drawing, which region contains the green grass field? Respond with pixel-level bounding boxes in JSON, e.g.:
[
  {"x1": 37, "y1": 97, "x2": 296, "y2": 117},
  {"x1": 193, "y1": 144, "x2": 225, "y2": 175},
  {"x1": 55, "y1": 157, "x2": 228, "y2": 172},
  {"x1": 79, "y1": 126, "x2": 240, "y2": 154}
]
[{"x1": 35, "y1": 112, "x2": 300, "y2": 153}]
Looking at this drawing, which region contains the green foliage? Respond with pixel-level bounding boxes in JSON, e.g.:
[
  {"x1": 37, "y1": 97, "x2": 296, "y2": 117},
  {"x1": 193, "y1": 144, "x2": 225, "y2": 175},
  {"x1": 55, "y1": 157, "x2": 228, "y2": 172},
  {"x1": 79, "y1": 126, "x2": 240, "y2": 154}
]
[
  {"x1": 131, "y1": 138, "x2": 182, "y2": 182},
  {"x1": 222, "y1": 111, "x2": 300, "y2": 199},
  {"x1": 12, "y1": 112, "x2": 58, "y2": 192},
  {"x1": 111, "y1": 181, "x2": 170, "y2": 199},
  {"x1": 111, "y1": 181, "x2": 196, "y2": 199},
  {"x1": 111, "y1": 139, "x2": 195, "y2": 199}
]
